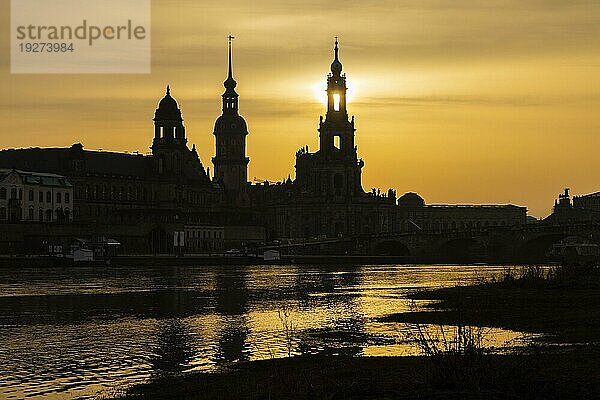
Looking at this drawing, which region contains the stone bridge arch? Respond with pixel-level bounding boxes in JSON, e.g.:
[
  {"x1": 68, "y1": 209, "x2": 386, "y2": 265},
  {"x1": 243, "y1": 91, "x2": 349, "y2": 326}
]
[
  {"x1": 517, "y1": 233, "x2": 594, "y2": 262},
  {"x1": 371, "y1": 239, "x2": 412, "y2": 256},
  {"x1": 433, "y1": 236, "x2": 488, "y2": 263}
]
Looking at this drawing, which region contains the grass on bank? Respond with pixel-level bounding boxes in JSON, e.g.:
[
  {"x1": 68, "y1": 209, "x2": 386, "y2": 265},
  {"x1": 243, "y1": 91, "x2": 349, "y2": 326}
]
[{"x1": 384, "y1": 264, "x2": 600, "y2": 344}]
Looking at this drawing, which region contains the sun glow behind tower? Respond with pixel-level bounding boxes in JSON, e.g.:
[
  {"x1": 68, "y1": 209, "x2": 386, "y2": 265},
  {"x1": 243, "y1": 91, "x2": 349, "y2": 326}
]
[
  {"x1": 311, "y1": 78, "x2": 359, "y2": 106},
  {"x1": 333, "y1": 93, "x2": 340, "y2": 111}
]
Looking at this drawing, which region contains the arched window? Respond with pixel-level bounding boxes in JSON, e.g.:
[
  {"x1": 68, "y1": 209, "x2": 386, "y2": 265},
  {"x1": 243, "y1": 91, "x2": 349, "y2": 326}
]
[{"x1": 11, "y1": 188, "x2": 17, "y2": 199}]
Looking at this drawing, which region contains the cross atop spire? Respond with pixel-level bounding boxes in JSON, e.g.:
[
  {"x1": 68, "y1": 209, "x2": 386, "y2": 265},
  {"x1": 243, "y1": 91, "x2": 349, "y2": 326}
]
[
  {"x1": 227, "y1": 34, "x2": 235, "y2": 79},
  {"x1": 330, "y1": 36, "x2": 343, "y2": 76},
  {"x1": 224, "y1": 34, "x2": 237, "y2": 90},
  {"x1": 222, "y1": 34, "x2": 239, "y2": 113},
  {"x1": 166, "y1": 84, "x2": 170, "y2": 95}
]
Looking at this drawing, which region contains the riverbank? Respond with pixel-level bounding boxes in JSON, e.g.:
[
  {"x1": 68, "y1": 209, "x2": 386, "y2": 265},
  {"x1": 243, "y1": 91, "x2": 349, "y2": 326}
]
[
  {"x1": 381, "y1": 264, "x2": 600, "y2": 344},
  {"x1": 110, "y1": 265, "x2": 600, "y2": 400},
  {"x1": 110, "y1": 347, "x2": 600, "y2": 400}
]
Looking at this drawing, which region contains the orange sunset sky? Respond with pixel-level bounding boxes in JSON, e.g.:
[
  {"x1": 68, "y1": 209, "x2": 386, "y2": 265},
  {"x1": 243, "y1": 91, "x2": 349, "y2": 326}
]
[{"x1": 2, "y1": 0, "x2": 600, "y2": 217}]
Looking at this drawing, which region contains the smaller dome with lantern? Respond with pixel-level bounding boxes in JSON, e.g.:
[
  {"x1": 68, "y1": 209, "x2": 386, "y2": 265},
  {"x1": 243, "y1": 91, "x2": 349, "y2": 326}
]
[
  {"x1": 398, "y1": 192, "x2": 426, "y2": 207},
  {"x1": 155, "y1": 85, "x2": 182, "y2": 121}
]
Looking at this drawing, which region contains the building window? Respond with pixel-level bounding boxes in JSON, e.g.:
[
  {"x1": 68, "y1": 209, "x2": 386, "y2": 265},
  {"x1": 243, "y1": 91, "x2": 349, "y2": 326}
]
[
  {"x1": 0, "y1": 187, "x2": 5, "y2": 200},
  {"x1": 28, "y1": 190, "x2": 34, "y2": 202},
  {"x1": 39, "y1": 191, "x2": 44, "y2": 202},
  {"x1": 10, "y1": 188, "x2": 17, "y2": 199},
  {"x1": 65, "y1": 193, "x2": 70, "y2": 204},
  {"x1": 46, "y1": 191, "x2": 51, "y2": 203},
  {"x1": 57, "y1": 192, "x2": 62, "y2": 204},
  {"x1": 333, "y1": 93, "x2": 340, "y2": 111},
  {"x1": 39, "y1": 209, "x2": 43, "y2": 221},
  {"x1": 28, "y1": 207, "x2": 34, "y2": 220},
  {"x1": 0, "y1": 207, "x2": 6, "y2": 220},
  {"x1": 46, "y1": 209, "x2": 52, "y2": 221}
]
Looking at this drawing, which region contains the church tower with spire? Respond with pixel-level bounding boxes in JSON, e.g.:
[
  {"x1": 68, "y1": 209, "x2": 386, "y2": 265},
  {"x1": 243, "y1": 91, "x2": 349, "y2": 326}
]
[
  {"x1": 295, "y1": 38, "x2": 364, "y2": 201},
  {"x1": 212, "y1": 35, "x2": 249, "y2": 194},
  {"x1": 319, "y1": 37, "x2": 356, "y2": 157}
]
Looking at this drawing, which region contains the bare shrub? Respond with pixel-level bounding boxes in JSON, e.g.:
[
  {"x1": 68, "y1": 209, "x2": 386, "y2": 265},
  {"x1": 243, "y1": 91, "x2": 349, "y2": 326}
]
[{"x1": 277, "y1": 305, "x2": 296, "y2": 358}]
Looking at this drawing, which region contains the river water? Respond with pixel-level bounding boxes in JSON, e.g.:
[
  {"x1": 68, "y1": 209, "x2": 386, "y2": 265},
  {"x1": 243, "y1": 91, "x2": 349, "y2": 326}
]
[{"x1": 0, "y1": 264, "x2": 530, "y2": 399}]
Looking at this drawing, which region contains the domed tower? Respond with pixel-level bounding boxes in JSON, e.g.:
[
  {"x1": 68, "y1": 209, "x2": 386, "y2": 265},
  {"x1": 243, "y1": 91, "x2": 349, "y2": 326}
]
[
  {"x1": 212, "y1": 35, "x2": 249, "y2": 193},
  {"x1": 152, "y1": 86, "x2": 189, "y2": 175}
]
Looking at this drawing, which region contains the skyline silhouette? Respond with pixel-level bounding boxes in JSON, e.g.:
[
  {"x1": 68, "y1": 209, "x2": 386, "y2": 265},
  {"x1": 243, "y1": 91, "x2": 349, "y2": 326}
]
[{"x1": 2, "y1": 1, "x2": 600, "y2": 217}]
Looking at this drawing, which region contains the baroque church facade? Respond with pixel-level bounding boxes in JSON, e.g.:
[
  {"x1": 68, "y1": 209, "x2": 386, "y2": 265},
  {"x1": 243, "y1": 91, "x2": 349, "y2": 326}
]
[
  {"x1": 250, "y1": 39, "x2": 400, "y2": 239},
  {"x1": 0, "y1": 38, "x2": 527, "y2": 255}
]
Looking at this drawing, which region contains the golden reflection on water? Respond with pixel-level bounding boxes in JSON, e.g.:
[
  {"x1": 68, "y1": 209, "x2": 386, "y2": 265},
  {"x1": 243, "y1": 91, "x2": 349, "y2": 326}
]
[{"x1": 0, "y1": 264, "x2": 539, "y2": 399}]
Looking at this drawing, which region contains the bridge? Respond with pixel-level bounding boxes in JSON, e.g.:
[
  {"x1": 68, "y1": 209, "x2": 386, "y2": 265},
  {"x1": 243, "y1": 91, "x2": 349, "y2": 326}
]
[{"x1": 263, "y1": 221, "x2": 600, "y2": 263}]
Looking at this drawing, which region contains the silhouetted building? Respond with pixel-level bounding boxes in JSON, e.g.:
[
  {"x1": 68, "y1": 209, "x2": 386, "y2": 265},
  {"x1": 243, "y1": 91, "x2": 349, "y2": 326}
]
[
  {"x1": 0, "y1": 85, "x2": 262, "y2": 253},
  {"x1": 212, "y1": 36, "x2": 249, "y2": 197},
  {"x1": 0, "y1": 85, "x2": 219, "y2": 227},
  {"x1": 0, "y1": 169, "x2": 73, "y2": 223},
  {"x1": 295, "y1": 39, "x2": 364, "y2": 200},
  {"x1": 184, "y1": 224, "x2": 224, "y2": 253},
  {"x1": 248, "y1": 40, "x2": 399, "y2": 240},
  {"x1": 0, "y1": 38, "x2": 531, "y2": 255},
  {"x1": 396, "y1": 192, "x2": 526, "y2": 231},
  {"x1": 546, "y1": 188, "x2": 600, "y2": 223},
  {"x1": 573, "y1": 191, "x2": 600, "y2": 212}
]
